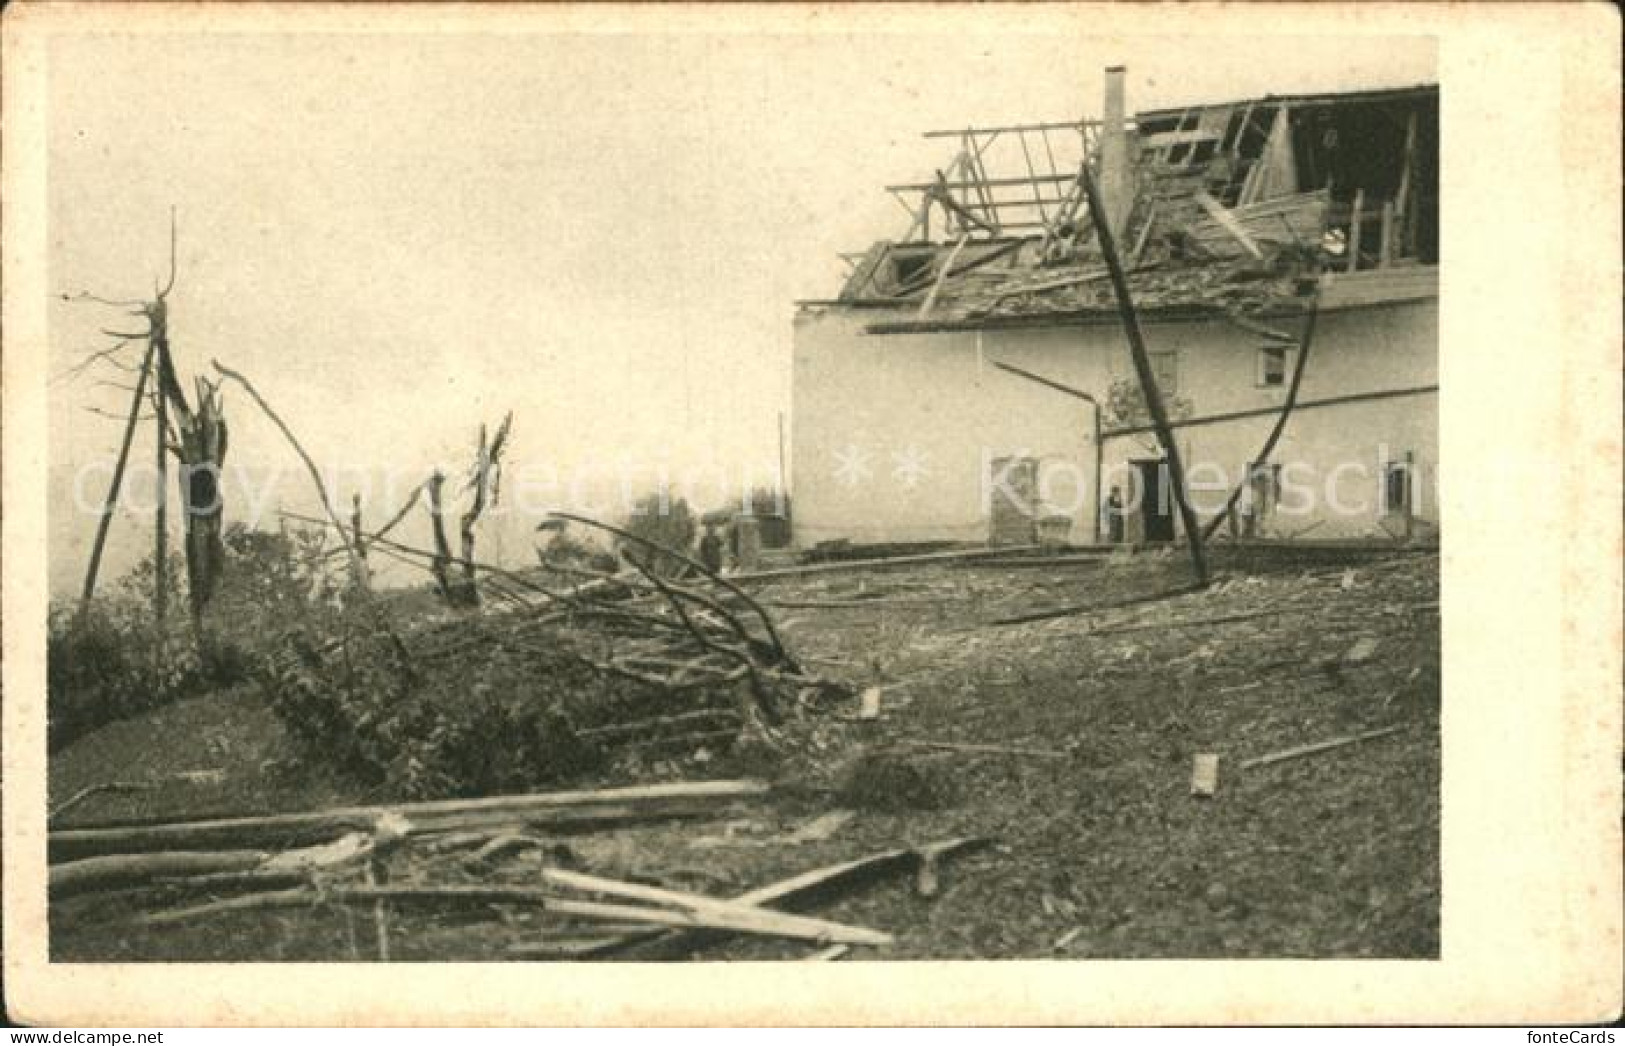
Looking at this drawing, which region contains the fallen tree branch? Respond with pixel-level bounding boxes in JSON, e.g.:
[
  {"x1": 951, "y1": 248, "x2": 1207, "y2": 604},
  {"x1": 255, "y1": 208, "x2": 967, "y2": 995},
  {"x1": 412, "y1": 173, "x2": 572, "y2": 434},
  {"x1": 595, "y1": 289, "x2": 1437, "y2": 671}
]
[
  {"x1": 145, "y1": 883, "x2": 890, "y2": 946},
  {"x1": 990, "y1": 581, "x2": 1209, "y2": 626},
  {"x1": 895, "y1": 739, "x2": 1071, "y2": 760},
  {"x1": 49, "y1": 781, "x2": 155, "y2": 824},
  {"x1": 1240, "y1": 724, "x2": 1410, "y2": 770},
  {"x1": 212, "y1": 359, "x2": 365, "y2": 586}
]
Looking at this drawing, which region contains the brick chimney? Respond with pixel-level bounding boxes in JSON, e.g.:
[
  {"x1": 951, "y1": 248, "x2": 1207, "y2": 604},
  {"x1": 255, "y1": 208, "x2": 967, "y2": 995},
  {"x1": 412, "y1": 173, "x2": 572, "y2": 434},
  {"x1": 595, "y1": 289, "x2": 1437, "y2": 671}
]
[{"x1": 1099, "y1": 65, "x2": 1132, "y2": 239}]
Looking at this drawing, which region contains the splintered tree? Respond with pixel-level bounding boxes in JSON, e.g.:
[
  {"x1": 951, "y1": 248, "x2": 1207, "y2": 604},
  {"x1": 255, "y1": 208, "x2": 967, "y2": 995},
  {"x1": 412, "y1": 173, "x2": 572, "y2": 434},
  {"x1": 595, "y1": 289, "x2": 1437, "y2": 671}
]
[
  {"x1": 67, "y1": 216, "x2": 230, "y2": 632},
  {"x1": 428, "y1": 413, "x2": 514, "y2": 608}
]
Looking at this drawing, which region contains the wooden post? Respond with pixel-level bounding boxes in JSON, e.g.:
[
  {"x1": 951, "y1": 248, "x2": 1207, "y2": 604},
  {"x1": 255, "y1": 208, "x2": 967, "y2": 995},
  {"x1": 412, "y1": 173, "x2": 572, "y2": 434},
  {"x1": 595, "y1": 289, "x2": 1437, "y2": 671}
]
[
  {"x1": 80, "y1": 342, "x2": 156, "y2": 608},
  {"x1": 1394, "y1": 110, "x2": 1418, "y2": 258},
  {"x1": 1346, "y1": 188, "x2": 1364, "y2": 273},
  {"x1": 153, "y1": 349, "x2": 168, "y2": 634},
  {"x1": 1403, "y1": 451, "x2": 1415, "y2": 543},
  {"x1": 1078, "y1": 166, "x2": 1209, "y2": 584},
  {"x1": 1379, "y1": 201, "x2": 1395, "y2": 268}
]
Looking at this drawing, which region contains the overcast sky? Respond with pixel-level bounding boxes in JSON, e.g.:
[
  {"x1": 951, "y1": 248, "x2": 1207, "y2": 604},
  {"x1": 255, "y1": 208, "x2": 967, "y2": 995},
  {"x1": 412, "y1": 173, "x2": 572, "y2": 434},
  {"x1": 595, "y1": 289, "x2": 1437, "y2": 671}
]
[{"x1": 44, "y1": 16, "x2": 1434, "y2": 593}]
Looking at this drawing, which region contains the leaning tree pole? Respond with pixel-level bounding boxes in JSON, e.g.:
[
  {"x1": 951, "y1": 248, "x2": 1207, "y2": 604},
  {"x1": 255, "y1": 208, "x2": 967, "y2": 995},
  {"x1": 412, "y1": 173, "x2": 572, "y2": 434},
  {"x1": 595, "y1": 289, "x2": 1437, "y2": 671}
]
[{"x1": 1078, "y1": 164, "x2": 1210, "y2": 585}]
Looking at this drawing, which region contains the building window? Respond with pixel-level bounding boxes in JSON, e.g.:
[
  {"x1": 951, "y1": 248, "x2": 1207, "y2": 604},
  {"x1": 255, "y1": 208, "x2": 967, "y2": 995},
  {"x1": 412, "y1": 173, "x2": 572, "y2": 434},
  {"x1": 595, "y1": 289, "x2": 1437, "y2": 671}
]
[
  {"x1": 1382, "y1": 459, "x2": 1412, "y2": 515},
  {"x1": 1150, "y1": 351, "x2": 1179, "y2": 396},
  {"x1": 1257, "y1": 346, "x2": 1288, "y2": 387}
]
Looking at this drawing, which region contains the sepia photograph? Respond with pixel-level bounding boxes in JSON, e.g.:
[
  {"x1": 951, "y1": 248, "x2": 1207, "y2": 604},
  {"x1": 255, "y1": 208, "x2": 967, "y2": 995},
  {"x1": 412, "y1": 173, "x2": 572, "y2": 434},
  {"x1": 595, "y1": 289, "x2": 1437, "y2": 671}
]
[{"x1": 3, "y1": 0, "x2": 1618, "y2": 1028}]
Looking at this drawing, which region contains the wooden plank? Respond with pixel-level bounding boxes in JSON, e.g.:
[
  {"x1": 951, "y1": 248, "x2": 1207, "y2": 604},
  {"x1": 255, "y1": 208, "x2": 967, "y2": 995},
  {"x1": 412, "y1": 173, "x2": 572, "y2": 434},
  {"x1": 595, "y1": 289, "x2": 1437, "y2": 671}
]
[
  {"x1": 538, "y1": 868, "x2": 893, "y2": 946},
  {"x1": 1190, "y1": 754, "x2": 1220, "y2": 798},
  {"x1": 1192, "y1": 190, "x2": 1264, "y2": 260}
]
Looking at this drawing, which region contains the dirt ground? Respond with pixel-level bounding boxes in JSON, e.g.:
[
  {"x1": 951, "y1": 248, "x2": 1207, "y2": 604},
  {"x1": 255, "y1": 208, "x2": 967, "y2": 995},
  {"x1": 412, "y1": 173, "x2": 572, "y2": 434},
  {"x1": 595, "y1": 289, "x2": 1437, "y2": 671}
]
[{"x1": 50, "y1": 546, "x2": 1440, "y2": 961}]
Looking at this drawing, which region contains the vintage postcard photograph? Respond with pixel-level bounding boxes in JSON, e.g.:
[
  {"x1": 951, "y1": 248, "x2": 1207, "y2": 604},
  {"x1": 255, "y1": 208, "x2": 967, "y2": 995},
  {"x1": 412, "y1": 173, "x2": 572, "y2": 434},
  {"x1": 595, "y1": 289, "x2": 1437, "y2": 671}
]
[{"x1": 3, "y1": 1, "x2": 1619, "y2": 1027}]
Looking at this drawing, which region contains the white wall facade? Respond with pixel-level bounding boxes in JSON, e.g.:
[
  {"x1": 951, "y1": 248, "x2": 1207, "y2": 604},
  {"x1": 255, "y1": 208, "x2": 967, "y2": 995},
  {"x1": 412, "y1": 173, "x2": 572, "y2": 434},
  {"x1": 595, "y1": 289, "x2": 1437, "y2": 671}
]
[{"x1": 791, "y1": 281, "x2": 1438, "y2": 548}]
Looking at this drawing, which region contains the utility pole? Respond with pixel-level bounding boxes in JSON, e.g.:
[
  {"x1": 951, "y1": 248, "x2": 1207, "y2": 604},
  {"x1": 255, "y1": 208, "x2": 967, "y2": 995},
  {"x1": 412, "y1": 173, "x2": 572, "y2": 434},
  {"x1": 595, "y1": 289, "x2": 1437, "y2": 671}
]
[
  {"x1": 153, "y1": 350, "x2": 168, "y2": 634},
  {"x1": 1078, "y1": 164, "x2": 1209, "y2": 584},
  {"x1": 80, "y1": 342, "x2": 156, "y2": 609}
]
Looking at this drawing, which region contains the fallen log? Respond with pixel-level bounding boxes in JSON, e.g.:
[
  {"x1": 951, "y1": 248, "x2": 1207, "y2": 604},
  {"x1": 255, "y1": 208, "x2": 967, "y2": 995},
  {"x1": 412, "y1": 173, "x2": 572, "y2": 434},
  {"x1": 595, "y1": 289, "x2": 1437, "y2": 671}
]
[
  {"x1": 50, "y1": 780, "x2": 771, "y2": 862},
  {"x1": 51, "y1": 850, "x2": 268, "y2": 898},
  {"x1": 1240, "y1": 724, "x2": 1409, "y2": 770}
]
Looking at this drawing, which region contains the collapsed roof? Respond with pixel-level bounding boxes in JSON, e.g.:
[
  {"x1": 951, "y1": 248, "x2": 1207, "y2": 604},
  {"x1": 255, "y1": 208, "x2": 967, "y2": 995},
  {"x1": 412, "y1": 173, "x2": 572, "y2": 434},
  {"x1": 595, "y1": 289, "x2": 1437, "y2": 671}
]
[{"x1": 817, "y1": 78, "x2": 1438, "y2": 332}]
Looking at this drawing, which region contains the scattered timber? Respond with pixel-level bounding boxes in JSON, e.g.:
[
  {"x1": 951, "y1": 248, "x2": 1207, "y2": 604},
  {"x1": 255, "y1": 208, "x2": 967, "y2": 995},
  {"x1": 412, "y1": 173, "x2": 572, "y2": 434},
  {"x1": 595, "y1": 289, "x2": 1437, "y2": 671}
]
[
  {"x1": 511, "y1": 837, "x2": 989, "y2": 959},
  {"x1": 50, "y1": 780, "x2": 771, "y2": 862}
]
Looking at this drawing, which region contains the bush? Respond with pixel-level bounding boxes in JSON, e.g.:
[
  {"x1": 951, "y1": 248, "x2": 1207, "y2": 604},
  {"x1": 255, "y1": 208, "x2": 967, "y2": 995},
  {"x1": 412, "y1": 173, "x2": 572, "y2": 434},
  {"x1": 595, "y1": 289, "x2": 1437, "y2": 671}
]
[
  {"x1": 258, "y1": 603, "x2": 707, "y2": 798},
  {"x1": 47, "y1": 523, "x2": 336, "y2": 751},
  {"x1": 620, "y1": 490, "x2": 697, "y2": 578}
]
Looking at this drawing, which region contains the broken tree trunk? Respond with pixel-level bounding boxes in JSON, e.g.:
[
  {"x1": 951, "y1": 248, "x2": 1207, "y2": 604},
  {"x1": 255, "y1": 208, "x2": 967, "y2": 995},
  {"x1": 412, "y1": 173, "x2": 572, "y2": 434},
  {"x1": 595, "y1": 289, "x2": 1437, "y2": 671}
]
[
  {"x1": 457, "y1": 412, "x2": 513, "y2": 598},
  {"x1": 426, "y1": 470, "x2": 476, "y2": 607}
]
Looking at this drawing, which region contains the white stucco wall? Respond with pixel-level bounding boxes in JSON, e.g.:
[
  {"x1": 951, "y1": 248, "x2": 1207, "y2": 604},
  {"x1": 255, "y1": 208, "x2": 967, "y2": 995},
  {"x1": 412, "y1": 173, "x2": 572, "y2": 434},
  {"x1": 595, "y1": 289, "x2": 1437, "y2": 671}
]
[{"x1": 791, "y1": 289, "x2": 1437, "y2": 548}]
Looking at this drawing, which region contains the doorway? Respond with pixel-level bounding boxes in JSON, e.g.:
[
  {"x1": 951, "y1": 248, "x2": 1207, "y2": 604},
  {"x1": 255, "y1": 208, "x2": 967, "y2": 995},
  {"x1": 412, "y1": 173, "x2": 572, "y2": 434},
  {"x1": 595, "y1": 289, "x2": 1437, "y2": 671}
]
[{"x1": 1133, "y1": 458, "x2": 1175, "y2": 543}]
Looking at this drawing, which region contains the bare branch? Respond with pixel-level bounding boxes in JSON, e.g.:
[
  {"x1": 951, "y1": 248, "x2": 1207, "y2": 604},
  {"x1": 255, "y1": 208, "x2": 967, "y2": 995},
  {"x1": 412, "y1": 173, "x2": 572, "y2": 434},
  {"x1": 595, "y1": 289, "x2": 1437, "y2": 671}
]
[
  {"x1": 211, "y1": 359, "x2": 363, "y2": 583},
  {"x1": 159, "y1": 206, "x2": 178, "y2": 299},
  {"x1": 84, "y1": 405, "x2": 156, "y2": 422},
  {"x1": 62, "y1": 290, "x2": 148, "y2": 309},
  {"x1": 52, "y1": 339, "x2": 138, "y2": 385}
]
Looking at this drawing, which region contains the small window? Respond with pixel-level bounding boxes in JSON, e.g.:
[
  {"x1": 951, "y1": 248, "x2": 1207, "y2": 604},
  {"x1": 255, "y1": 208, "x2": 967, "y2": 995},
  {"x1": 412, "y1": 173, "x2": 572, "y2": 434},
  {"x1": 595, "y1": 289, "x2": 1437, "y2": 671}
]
[
  {"x1": 1257, "y1": 346, "x2": 1288, "y2": 387},
  {"x1": 1382, "y1": 460, "x2": 1412, "y2": 515},
  {"x1": 1150, "y1": 351, "x2": 1179, "y2": 396}
]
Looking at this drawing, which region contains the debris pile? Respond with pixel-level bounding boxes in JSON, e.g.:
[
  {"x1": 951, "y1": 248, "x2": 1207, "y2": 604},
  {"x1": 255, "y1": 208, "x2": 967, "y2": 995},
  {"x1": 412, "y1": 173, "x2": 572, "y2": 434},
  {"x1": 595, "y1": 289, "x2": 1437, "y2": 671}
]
[
  {"x1": 259, "y1": 513, "x2": 850, "y2": 799},
  {"x1": 48, "y1": 779, "x2": 986, "y2": 961}
]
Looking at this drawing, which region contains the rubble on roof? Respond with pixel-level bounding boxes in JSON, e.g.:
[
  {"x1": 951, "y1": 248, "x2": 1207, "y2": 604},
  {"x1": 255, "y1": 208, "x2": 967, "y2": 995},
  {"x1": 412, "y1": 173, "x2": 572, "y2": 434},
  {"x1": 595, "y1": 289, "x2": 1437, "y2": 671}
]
[{"x1": 827, "y1": 81, "x2": 1436, "y2": 331}]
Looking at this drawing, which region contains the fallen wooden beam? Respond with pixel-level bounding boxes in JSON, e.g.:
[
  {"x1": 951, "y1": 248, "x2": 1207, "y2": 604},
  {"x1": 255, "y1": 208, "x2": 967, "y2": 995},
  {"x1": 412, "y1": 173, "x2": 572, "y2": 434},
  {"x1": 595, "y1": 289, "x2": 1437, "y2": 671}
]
[
  {"x1": 165, "y1": 883, "x2": 888, "y2": 947},
  {"x1": 511, "y1": 836, "x2": 989, "y2": 960},
  {"x1": 1192, "y1": 190, "x2": 1265, "y2": 260},
  {"x1": 50, "y1": 780, "x2": 771, "y2": 862},
  {"x1": 1240, "y1": 724, "x2": 1409, "y2": 771},
  {"x1": 538, "y1": 868, "x2": 892, "y2": 945}
]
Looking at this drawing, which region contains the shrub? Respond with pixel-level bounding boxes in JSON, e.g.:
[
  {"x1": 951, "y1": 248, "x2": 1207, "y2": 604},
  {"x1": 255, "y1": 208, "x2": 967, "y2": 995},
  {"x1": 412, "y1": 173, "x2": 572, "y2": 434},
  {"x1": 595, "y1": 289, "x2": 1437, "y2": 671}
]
[
  {"x1": 620, "y1": 490, "x2": 697, "y2": 578},
  {"x1": 257, "y1": 603, "x2": 706, "y2": 798},
  {"x1": 47, "y1": 523, "x2": 335, "y2": 751}
]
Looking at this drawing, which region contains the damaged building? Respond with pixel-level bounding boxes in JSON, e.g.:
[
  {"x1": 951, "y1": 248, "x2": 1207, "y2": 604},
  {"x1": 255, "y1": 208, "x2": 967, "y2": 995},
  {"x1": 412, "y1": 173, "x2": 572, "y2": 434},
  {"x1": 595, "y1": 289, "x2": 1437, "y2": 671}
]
[{"x1": 791, "y1": 71, "x2": 1438, "y2": 549}]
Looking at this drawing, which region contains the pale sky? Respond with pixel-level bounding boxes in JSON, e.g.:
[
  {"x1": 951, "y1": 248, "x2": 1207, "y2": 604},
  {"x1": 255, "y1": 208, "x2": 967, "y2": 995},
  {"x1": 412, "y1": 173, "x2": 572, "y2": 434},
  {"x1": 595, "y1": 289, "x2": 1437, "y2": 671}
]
[{"x1": 44, "y1": 16, "x2": 1435, "y2": 594}]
